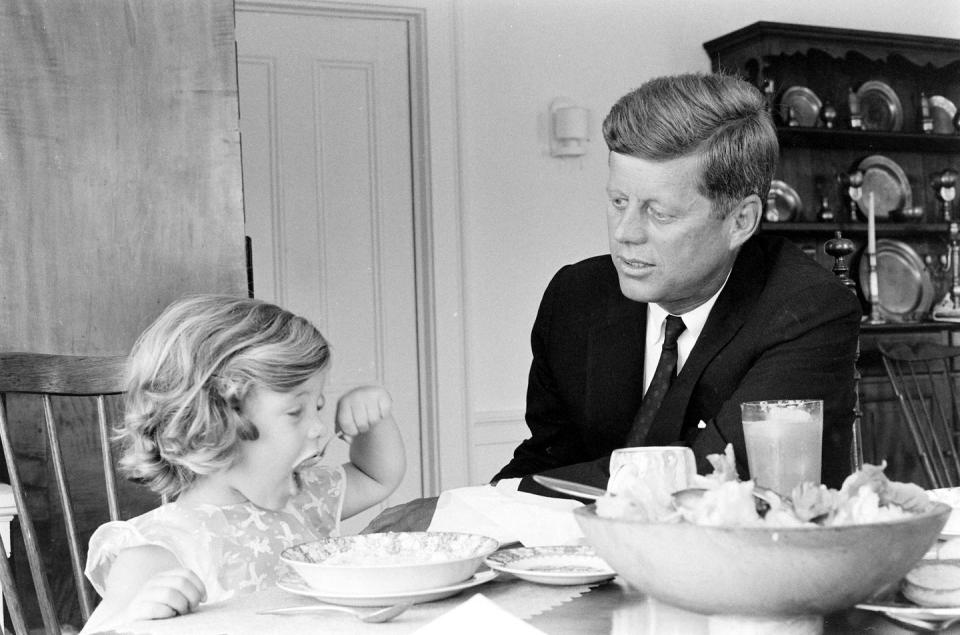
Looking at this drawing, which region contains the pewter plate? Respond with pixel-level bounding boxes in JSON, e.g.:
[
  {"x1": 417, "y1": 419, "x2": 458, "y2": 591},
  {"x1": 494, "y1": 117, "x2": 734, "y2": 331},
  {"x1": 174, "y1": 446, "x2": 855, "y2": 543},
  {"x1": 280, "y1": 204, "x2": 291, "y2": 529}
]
[
  {"x1": 765, "y1": 179, "x2": 801, "y2": 222},
  {"x1": 930, "y1": 95, "x2": 957, "y2": 135},
  {"x1": 779, "y1": 86, "x2": 821, "y2": 127},
  {"x1": 858, "y1": 239, "x2": 935, "y2": 322},
  {"x1": 857, "y1": 80, "x2": 903, "y2": 131},
  {"x1": 857, "y1": 155, "x2": 912, "y2": 219}
]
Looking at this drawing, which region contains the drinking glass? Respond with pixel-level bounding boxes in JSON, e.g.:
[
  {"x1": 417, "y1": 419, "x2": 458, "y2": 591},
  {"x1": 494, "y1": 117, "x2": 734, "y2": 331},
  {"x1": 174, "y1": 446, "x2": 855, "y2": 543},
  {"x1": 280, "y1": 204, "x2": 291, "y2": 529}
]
[{"x1": 740, "y1": 399, "x2": 823, "y2": 496}]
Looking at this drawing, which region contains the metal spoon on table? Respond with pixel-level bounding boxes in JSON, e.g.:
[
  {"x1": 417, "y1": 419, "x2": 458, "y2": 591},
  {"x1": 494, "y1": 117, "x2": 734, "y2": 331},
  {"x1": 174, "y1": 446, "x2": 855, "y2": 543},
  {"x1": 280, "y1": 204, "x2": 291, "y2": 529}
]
[{"x1": 257, "y1": 601, "x2": 412, "y2": 622}]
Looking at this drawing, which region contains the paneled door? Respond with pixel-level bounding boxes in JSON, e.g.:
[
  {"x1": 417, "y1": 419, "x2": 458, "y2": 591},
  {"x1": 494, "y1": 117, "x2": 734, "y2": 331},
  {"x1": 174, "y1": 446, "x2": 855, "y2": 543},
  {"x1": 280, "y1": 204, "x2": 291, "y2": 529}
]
[{"x1": 236, "y1": 8, "x2": 421, "y2": 532}]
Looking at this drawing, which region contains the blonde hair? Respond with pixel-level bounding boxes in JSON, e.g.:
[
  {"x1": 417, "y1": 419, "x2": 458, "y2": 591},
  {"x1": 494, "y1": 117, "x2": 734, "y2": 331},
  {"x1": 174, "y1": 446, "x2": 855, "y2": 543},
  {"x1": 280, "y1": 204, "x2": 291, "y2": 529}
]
[{"x1": 117, "y1": 294, "x2": 330, "y2": 498}]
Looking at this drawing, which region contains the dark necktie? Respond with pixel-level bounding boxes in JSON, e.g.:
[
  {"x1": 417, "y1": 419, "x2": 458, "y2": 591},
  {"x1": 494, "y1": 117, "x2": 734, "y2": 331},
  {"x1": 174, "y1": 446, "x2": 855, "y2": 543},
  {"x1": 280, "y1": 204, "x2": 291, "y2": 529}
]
[{"x1": 626, "y1": 314, "x2": 686, "y2": 446}]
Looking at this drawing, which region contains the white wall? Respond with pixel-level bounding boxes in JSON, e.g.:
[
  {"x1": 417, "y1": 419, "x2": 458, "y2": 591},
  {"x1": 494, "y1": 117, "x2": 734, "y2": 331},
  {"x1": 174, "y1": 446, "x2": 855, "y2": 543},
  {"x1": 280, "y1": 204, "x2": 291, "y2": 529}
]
[{"x1": 455, "y1": 0, "x2": 960, "y2": 483}]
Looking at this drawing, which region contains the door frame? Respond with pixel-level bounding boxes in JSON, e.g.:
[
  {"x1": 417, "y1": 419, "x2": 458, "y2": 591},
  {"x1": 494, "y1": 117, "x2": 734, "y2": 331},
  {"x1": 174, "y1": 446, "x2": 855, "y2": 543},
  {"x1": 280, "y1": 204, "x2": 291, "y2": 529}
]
[{"x1": 236, "y1": 0, "x2": 446, "y2": 495}]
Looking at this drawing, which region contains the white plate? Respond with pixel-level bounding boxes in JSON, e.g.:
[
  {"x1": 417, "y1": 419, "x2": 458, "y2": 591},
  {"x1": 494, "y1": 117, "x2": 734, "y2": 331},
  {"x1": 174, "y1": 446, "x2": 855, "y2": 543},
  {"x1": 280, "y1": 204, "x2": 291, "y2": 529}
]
[
  {"x1": 856, "y1": 600, "x2": 960, "y2": 622},
  {"x1": 278, "y1": 569, "x2": 497, "y2": 607},
  {"x1": 484, "y1": 545, "x2": 616, "y2": 586}
]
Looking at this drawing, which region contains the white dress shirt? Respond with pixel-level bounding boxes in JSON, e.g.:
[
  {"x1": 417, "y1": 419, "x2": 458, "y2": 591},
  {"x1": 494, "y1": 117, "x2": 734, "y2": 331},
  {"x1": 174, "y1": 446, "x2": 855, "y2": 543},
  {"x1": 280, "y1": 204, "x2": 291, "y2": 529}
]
[{"x1": 643, "y1": 279, "x2": 729, "y2": 395}]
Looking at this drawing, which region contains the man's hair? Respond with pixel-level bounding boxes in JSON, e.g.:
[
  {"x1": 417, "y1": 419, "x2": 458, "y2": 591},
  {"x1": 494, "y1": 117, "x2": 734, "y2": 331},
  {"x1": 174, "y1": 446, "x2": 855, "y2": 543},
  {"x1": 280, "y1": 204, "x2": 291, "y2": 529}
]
[
  {"x1": 602, "y1": 72, "x2": 779, "y2": 218},
  {"x1": 117, "y1": 294, "x2": 331, "y2": 497}
]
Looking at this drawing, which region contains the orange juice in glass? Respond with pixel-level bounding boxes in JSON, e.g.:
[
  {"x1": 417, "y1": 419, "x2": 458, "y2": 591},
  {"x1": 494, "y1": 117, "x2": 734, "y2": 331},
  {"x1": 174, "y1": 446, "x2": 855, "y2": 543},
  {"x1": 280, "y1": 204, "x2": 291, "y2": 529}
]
[{"x1": 740, "y1": 399, "x2": 823, "y2": 496}]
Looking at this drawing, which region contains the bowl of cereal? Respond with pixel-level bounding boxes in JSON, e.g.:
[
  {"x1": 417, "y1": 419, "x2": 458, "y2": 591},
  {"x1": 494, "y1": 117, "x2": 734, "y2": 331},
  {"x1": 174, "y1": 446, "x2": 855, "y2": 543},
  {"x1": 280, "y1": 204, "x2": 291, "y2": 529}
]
[
  {"x1": 280, "y1": 531, "x2": 499, "y2": 596},
  {"x1": 574, "y1": 465, "x2": 950, "y2": 618}
]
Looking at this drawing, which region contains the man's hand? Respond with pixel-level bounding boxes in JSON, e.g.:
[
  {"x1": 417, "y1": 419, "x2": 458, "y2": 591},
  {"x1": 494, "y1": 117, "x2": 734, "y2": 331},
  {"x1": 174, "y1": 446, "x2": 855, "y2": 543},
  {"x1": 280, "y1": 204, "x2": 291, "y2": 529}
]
[{"x1": 361, "y1": 496, "x2": 438, "y2": 533}]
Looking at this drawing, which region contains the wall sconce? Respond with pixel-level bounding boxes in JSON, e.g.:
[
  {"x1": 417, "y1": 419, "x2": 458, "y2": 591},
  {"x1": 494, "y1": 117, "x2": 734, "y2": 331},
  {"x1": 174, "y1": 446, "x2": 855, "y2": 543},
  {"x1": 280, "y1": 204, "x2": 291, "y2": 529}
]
[{"x1": 550, "y1": 98, "x2": 590, "y2": 157}]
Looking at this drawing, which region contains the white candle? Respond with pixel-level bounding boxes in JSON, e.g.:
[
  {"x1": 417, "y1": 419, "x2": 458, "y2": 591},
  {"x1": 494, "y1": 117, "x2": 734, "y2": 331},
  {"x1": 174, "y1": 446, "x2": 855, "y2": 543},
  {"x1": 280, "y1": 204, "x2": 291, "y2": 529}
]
[{"x1": 867, "y1": 192, "x2": 880, "y2": 303}]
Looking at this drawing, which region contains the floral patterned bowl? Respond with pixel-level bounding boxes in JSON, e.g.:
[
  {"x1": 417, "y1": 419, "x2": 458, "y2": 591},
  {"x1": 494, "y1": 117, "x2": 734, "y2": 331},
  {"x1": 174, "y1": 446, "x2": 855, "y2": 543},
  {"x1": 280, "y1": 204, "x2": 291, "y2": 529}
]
[{"x1": 280, "y1": 531, "x2": 499, "y2": 595}]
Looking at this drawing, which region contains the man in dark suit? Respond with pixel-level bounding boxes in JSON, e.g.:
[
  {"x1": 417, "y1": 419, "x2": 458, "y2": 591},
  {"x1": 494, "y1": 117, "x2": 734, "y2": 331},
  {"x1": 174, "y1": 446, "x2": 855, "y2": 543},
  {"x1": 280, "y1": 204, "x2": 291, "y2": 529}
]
[
  {"x1": 492, "y1": 72, "x2": 860, "y2": 494},
  {"x1": 364, "y1": 72, "x2": 860, "y2": 532}
]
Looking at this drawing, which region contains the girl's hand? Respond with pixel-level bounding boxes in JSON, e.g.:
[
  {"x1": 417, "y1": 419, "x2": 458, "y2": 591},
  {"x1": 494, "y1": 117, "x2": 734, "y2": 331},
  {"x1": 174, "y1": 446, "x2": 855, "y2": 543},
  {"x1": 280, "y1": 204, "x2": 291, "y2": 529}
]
[
  {"x1": 85, "y1": 546, "x2": 207, "y2": 633},
  {"x1": 123, "y1": 567, "x2": 207, "y2": 622},
  {"x1": 336, "y1": 385, "x2": 393, "y2": 437}
]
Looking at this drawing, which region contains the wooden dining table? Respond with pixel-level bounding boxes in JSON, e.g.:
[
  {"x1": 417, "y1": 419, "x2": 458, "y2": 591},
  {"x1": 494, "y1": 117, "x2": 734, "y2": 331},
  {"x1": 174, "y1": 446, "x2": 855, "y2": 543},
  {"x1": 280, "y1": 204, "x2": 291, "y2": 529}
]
[{"x1": 104, "y1": 571, "x2": 956, "y2": 634}]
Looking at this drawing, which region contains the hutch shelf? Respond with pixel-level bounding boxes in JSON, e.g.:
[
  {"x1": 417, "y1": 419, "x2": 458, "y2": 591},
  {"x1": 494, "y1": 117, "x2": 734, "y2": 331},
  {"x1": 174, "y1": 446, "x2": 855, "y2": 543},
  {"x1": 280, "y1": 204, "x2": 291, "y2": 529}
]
[{"x1": 704, "y1": 22, "x2": 960, "y2": 486}]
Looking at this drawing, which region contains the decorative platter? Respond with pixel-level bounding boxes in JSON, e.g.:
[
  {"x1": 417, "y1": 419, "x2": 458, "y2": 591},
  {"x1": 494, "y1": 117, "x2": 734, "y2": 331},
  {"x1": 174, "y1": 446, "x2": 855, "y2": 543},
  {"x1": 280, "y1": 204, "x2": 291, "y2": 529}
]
[
  {"x1": 857, "y1": 155, "x2": 912, "y2": 220},
  {"x1": 779, "y1": 86, "x2": 821, "y2": 127},
  {"x1": 277, "y1": 569, "x2": 497, "y2": 607},
  {"x1": 484, "y1": 545, "x2": 616, "y2": 586},
  {"x1": 857, "y1": 239, "x2": 935, "y2": 323},
  {"x1": 930, "y1": 95, "x2": 957, "y2": 135},
  {"x1": 765, "y1": 180, "x2": 801, "y2": 222},
  {"x1": 856, "y1": 80, "x2": 903, "y2": 131}
]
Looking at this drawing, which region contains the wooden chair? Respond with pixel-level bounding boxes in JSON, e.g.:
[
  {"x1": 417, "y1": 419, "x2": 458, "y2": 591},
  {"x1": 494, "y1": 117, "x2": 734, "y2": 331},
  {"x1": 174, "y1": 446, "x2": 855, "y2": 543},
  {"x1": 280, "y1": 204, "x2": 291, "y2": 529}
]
[
  {"x1": 879, "y1": 341, "x2": 960, "y2": 488},
  {"x1": 0, "y1": 353, "x2": 127, "y2": 635}
]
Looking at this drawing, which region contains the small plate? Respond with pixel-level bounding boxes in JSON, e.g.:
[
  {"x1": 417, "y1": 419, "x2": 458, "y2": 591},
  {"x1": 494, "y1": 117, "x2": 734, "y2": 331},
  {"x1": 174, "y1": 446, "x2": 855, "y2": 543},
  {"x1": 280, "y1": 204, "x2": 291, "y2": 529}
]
[
  {"x1": 277, "y1": 569, "x2": 497, "y2": 607},
  {"x1": 858, "y1": 239, "x2": 935, "y2": 323},
  {"x1": 765, "y1": 180, "x2": 801, "y2": 222},
  {"x1": 779, "y1": 86, "x2": 821, "y2": 127},
  {"x1": 857, "y1": 80, "x2": 903, "y2": 131},
  {"x1": 484, "y1": 545, "x2": 616, "y2": 586},
  {"x1": 856, "y1": 599, "x2": 960, "y2": 623},
  {"x1": 930, "y1": 95, "x2": 958, "y2": 135},
  {"x1": 857, "y1": 155, "x2": 912, "y2": 220}
]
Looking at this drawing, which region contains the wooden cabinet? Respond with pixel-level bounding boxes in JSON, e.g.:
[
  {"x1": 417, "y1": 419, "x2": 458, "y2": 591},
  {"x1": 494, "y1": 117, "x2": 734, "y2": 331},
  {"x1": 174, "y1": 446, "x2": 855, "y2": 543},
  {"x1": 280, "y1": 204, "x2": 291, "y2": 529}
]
[{"x1": 704, "y1": 22, "x2": 960, "y2": 484}]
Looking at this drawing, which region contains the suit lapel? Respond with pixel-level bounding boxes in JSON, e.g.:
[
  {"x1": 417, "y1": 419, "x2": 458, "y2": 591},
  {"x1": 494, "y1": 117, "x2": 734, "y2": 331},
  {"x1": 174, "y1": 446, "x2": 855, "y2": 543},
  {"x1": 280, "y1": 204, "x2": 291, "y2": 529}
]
[
  {"x1": 645, "y1": 241, "x2": 766, "y2": 445},
  {"x1": 585, "y1": 295, "x2": 646, "y2": 444}
]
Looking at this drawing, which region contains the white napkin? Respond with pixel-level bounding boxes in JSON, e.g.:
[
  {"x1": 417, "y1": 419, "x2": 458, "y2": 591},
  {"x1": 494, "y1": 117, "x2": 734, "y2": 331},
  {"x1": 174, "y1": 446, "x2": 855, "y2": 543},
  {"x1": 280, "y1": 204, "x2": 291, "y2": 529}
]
[
  {"x1": 415, "y1": 593, "x2": 547, "y2": 634},
  {"x1": 427, "y1": 484, "x2": 585, "y2": 546}
]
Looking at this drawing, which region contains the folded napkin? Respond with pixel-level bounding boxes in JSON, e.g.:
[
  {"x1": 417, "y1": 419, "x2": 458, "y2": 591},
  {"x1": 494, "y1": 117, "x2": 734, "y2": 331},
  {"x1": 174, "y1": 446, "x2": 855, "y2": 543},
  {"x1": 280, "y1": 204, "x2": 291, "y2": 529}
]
[
  {"x1": 427, "y1": 484, "x2": 585, "y2": 546},
  {"x1": 415, "y1": 593, "x2": 547, "y2": 634}
]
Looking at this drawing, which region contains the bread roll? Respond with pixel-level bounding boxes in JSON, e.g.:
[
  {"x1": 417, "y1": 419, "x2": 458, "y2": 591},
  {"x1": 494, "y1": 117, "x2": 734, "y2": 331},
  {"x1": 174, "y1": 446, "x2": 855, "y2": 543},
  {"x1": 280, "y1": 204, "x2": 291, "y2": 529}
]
[{"x1": 903, "y1": 562, "x2": 960, "y2": 607}]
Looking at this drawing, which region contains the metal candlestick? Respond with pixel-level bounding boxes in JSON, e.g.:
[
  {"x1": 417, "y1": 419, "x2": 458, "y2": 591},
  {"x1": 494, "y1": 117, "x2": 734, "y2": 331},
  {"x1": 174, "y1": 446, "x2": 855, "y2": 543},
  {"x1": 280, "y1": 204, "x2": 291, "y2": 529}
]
[
  {"x1": 921, "y1": 93, "x2": 934, "y2": 135},
  {"x1": 932, "y1": 169, "x2": 958, "y2": 222},
  {"x1": 838, "y1": 169, "x2": 864, "y2": 222},
  {"x1": 825, "y1": 231, "x2": 857, "y2": 293},
  {"x1": 925, "y1": 222, "x2": 960, "y2": 312},
  {"x1": 848, "y1": 87, "x2": 862, "y2": 130}
]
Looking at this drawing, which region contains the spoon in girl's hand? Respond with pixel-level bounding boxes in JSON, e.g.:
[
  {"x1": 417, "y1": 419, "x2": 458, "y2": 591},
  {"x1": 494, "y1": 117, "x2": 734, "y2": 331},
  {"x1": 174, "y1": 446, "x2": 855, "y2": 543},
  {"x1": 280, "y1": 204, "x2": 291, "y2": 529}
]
[{"x1": 257, "y1": 601, "x2": 412, "y2": 622}]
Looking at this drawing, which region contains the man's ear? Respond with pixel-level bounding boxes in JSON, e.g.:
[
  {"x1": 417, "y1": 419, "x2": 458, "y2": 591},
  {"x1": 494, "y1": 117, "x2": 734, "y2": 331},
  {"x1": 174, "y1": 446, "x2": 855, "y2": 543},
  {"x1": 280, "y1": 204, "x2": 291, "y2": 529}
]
[{"x1": 727, "y1": 194, "x2": 762, "y2": 249}]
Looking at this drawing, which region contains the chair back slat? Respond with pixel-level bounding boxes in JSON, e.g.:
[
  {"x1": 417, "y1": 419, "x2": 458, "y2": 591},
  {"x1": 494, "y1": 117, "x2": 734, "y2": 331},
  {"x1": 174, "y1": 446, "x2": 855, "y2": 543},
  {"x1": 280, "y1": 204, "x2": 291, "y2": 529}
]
[
  {"x1": 0, "y1": 530, "x2": 28, "y2": 635},
  {"x1": 98, "y1": 396, "x2": 121, "y2": 521},
  {"x1": 0, "y1": 352, "x2": 130, "y2": 634},
  {"x1": 0, "y1": 395, "x2": 60, "y2": 634},
  {"x1": 880, "y1": 342, "x2": 960, "y2": 488},
  {"x1": 43, "y1": 395, "x2": 94, "y2": 621}
]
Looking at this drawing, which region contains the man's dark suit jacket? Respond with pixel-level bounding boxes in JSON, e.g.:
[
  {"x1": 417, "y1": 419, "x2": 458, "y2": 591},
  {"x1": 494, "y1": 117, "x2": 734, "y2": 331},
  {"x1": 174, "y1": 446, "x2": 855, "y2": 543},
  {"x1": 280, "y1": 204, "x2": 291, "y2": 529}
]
[{"x1": 492, "y1": 234, "x2": 863, "y2": 493}]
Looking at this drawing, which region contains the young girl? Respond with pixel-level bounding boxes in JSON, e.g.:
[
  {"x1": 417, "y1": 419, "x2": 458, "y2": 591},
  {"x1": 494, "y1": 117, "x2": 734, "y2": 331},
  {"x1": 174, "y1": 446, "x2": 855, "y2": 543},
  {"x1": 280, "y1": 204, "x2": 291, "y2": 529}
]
[{"x1": 81, "y1": 294, "x2": 405, "y2": 632}]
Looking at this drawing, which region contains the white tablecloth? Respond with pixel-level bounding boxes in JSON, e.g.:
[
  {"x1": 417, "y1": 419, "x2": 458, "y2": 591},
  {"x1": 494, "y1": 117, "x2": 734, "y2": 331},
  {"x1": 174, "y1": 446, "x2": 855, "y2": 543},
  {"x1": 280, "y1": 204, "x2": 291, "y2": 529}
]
[{"x1": 102, "y1": 575, "x2": 594, "y2": 635}]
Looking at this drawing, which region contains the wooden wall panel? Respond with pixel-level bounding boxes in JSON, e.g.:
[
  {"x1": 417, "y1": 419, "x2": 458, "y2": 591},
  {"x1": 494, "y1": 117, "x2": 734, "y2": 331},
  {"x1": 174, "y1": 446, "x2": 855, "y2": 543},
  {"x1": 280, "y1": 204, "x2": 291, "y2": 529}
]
[{"x1": 0, "y1": 0, "x2": 246, "y2": 355}]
